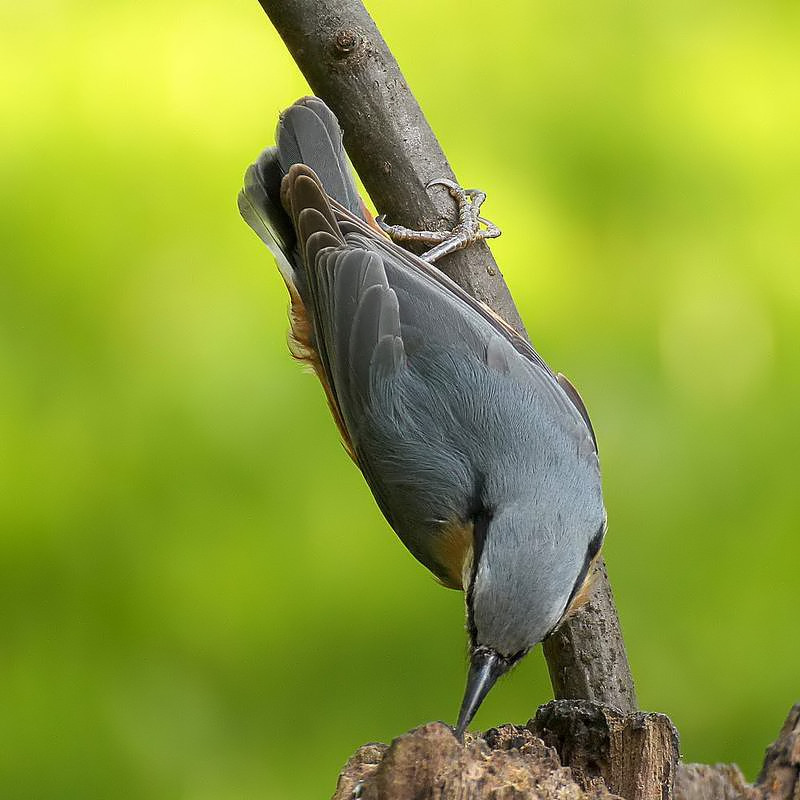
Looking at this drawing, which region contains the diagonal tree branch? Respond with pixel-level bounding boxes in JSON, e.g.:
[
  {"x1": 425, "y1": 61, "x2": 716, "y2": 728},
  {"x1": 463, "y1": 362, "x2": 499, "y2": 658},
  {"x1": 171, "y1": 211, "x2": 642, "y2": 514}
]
[{"x1": 256, "y1": 0, "x2": 637, "y2": 716}]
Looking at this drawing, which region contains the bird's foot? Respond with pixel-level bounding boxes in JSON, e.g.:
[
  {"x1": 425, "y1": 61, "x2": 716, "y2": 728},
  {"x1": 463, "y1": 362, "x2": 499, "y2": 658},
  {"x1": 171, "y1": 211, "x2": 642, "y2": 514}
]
[{"x1": 376, "y1": 178, "x2": 501, "y2": 264}]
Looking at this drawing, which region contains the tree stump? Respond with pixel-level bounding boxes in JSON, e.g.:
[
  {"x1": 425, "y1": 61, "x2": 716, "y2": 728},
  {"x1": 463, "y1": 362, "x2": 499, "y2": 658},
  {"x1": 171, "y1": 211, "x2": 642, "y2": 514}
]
[{"x1": 332, "y1": 703, "x2": 800, "y2": 800}]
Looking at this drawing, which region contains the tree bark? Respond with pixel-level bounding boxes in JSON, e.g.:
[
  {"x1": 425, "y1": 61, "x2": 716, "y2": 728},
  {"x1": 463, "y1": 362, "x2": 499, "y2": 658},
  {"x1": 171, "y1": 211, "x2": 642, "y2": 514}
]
[
  {"x1": 533, "y1": 700, "x2": 679, "y2": 800},
  {"x1": 332, "y1": 719, "x2": 625, "y2": 800},
  {"x1": 675, "y1": 704, "x2": 800, "y2": 800},
  {"x1": 332, "y1": 703, "x2": 800, "y2": 800},
  {"x1": 256, "y1": 0, "x2": 638, "y2": 715}
]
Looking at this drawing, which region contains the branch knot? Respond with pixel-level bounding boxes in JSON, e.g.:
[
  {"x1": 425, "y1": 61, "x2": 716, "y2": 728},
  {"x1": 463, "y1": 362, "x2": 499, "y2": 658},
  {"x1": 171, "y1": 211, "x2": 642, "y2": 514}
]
[{"x1": 333, "y1": 27, "x2": 361, "y2": 58}]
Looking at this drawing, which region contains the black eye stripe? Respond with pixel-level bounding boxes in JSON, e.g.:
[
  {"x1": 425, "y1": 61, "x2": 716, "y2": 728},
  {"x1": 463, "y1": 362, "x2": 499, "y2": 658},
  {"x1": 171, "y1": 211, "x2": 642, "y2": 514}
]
[
  {"x1": 465, "y1": 508, "x2": 493, "y2": 643},
  {"x1": 465, "y1": 473, "x2": 492, "y2": 643}
]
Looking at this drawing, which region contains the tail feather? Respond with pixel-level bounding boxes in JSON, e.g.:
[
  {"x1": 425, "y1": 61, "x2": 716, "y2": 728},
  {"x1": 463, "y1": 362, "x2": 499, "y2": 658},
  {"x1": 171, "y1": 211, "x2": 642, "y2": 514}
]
[
  {"x1": 276, "y1": 97, "x2": 362, "y2": 218},
  {"x1": 238, "y1": 148, "x2": 292, "y2": 253},
  {"x1": 237, "y1": 100, "x2": 365, "y2": 452},
  {"x1": 238, "y1": 97, "x2": 365, "y2": 283},
  {"x1": 238, "y1": 149, "x2": 298, "y2": 294}
]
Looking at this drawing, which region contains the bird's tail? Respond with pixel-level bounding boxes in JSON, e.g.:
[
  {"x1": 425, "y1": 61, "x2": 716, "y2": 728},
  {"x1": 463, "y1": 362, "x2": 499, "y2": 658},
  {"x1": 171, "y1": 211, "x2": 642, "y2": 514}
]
[{"x1": 237, "y1": 97, "x2": 365, "y2": 278}]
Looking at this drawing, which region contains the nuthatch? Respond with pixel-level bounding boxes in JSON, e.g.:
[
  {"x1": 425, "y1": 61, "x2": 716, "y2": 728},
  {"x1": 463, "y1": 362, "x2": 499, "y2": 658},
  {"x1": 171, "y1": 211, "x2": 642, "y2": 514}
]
[{"x1": 238, "y1": 97, "x2": 606, "y2": 738}]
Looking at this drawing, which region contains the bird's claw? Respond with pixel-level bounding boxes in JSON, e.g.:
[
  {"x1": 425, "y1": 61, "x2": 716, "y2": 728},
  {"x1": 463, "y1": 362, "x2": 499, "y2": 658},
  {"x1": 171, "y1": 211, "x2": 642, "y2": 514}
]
[{"x1": 376, "y1": 178, "x2": 501, "y2": 264}]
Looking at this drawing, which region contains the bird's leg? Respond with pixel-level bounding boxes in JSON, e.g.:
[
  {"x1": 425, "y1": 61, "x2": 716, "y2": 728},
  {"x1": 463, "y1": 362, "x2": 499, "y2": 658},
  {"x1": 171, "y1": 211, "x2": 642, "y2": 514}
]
[{"x1": 376, "y1": 178, "x2": 501, "y2": 264}]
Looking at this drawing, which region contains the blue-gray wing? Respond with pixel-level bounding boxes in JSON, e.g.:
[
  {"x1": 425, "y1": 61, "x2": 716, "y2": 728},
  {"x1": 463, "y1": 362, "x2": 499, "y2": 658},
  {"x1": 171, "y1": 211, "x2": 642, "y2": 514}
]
[
  {"x1": 282, "y1": 167, "x2": 599, "y2": 578},
  {"x1": 282, "y1": 165, "x2": 593, "y2": 451},
  {"x1": 280, "y1": 167, "x2": 406, "y2": 440}
]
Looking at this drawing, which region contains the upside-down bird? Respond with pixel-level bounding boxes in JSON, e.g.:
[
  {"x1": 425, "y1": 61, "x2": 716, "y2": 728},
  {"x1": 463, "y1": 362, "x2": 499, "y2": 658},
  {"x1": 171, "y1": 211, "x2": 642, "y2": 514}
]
[{"x1": 238, "y1": 97, "x2": 606, "y2": 738}]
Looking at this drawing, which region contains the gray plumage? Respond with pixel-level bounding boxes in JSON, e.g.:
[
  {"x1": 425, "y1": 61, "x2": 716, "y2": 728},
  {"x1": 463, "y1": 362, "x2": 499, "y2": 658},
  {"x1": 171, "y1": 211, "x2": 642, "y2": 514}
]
[{"x1": 239, "y1": 97, "x2": 606, "y2": 730}]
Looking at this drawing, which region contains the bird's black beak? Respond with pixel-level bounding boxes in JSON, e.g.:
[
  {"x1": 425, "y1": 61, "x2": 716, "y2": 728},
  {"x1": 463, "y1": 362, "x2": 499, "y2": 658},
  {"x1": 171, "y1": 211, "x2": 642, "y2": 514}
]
[{"x1": 454, "y1": 646, "x2": 509, "y2": 740}]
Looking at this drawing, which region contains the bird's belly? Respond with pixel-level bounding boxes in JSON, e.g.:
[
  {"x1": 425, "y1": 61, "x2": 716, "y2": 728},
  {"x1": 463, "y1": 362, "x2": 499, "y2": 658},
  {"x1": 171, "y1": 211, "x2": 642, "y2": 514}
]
[{"x1": 352, "y1": 349, "x2": 556, "y2": 588}]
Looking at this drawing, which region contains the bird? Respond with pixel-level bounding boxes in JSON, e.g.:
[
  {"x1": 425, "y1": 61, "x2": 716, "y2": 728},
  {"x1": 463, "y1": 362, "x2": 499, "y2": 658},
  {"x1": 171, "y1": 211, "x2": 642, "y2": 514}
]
[{"x1": 238, "y1": 96, "x2": 606, "y2": 739}]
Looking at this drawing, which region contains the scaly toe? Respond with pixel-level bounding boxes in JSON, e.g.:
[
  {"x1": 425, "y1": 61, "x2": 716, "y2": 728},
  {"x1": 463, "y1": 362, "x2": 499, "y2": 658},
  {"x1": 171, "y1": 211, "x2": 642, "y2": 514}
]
[
  {"x1": 377, "y1": 178, "x2": 501, "y2": 263},
  {"x1": 425, "y1": 177, "x2": 461, "y2": 192}
]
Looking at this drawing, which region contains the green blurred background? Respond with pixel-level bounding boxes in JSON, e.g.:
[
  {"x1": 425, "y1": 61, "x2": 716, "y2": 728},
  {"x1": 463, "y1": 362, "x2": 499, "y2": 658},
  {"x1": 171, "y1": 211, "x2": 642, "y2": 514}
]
[{"x1": 2, "y1": 1, "x2": 798, "y2": 797}]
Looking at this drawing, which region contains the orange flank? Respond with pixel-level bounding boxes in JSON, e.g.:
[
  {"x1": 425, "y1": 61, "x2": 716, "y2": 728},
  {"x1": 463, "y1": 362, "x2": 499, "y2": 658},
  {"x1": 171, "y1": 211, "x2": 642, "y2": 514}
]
[
  {"x1": 280, "y1": 271, "x2": 358, "y2": 464},
  {"x1": 431, "y1": 516, "x2": 474, "y2": 590},
  {"x1": 563, "y1": 552, "x2": 603, "y2": 621}
]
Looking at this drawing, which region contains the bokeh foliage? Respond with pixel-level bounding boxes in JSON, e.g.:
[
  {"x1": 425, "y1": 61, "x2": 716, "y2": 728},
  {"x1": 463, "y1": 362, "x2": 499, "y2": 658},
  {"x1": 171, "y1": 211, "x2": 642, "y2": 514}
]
[{"x1": 1, "y1": 1, "x2": 798, "y2": 797}]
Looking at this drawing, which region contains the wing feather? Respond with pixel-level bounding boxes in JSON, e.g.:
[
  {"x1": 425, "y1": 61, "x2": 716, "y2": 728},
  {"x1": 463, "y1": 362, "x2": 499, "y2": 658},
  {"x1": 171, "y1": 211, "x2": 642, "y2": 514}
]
[
  {"x1": 282, "y1": 161, "x2": 596, "y2": 460},
  {"x1": 328, "y1": 199, "x2": 598, "y2": 451}
]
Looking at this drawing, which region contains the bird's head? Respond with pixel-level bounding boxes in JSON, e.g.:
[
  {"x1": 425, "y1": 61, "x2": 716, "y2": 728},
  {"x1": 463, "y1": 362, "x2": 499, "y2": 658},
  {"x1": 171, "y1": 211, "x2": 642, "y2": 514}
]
[{"x1": 454, "y1": 497, "x2": 606, "y2": 739}]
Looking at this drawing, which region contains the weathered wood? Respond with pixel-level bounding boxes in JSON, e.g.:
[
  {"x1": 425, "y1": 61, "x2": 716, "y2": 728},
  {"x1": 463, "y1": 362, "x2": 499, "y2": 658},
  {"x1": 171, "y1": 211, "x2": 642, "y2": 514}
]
[
  {"x1": 332, "y1": 703, "x2": 800, "y2": 800},
  {"x1": 675, "y1": 704, "x2": 800, "y2": 800},
  {"x1": 755, "y1": 703, "x2": 800, "y2": 799},
  {"x1": 256, "y1": 0, "x2": 637, "y2": 715},
  {"x1": 531, "y1": 700, "x2": 680, "y2": 800},
  {"x1": 675, "y1": 763, "x2": 758, "y2": 800},
  {"x1": 331, "y1": 720, "x2": 623, "y2": 800}
]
